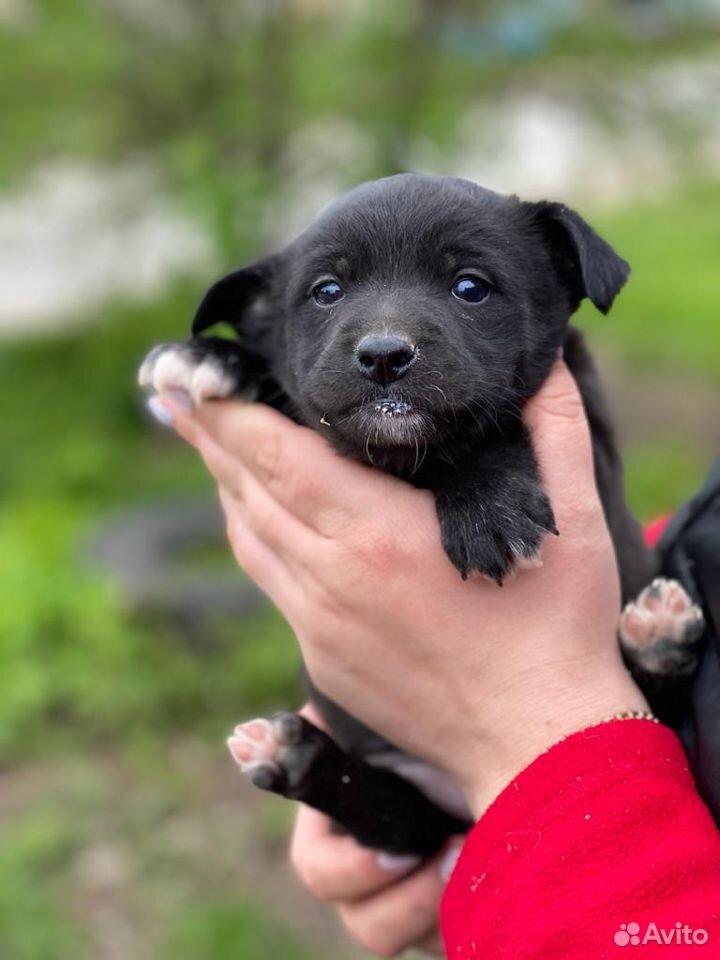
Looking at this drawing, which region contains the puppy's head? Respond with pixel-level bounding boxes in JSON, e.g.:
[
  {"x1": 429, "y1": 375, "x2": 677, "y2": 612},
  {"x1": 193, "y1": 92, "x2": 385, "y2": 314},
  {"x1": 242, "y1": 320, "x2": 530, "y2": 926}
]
[{"x1": 193, "y1": 174, "x2": 628, "y2": 459}]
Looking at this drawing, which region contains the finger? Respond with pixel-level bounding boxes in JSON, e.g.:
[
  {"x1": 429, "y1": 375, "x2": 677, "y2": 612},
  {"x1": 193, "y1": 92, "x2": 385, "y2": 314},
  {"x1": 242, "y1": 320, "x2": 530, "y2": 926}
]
[
  {"x1": 523, "y1": 359, "x2": 594, "y2": 486},
  {"x1": 153, "y1": 394, "x2": 256, "y2": 503},
  {"x1": 290, "y1": 804, "x2": 422, "y2": 904},
  {"x1": 216, "y1": 486, "x2": 306, "y2": 616},
  {"x1": 523, "y1": 359, "x2": 602, "y2": 533},
  {"x1": 216, "y1": 470, "x2": 327, "y2": 582},
  {"x1": 158, "y1": 398, "x2": 339, "y2": 607},
  {"x1": 298, "y1": 703, "x2": 329, "y2": 732},
  {"x1": 415, "y1": 929, "x2": 445, "y2": 957},
  {"x1": 337, "y1": 846, "x2": 451, "y2": 957},
  {"x1": 163, "y1": 407, "x2": 326, "y2": 576},
  {"x1": 171, "y1": 396, "x2": 401, "y2": 534}
]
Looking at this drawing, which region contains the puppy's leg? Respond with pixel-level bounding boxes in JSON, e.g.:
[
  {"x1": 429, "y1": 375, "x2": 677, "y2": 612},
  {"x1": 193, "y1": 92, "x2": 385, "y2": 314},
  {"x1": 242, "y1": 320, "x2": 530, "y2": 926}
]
[
  {"x1": 228, "y1": 712, "x2": 469, "y2": 857},
  {"x1": 434, "y1": 425, "x2": 556, "y2": 583},
  {"x1": 138, "y1": 337, "x2": 264, "y2": 405},
  {"x1": 620, "y1": 577, "x2": 705, "y2": 678}
]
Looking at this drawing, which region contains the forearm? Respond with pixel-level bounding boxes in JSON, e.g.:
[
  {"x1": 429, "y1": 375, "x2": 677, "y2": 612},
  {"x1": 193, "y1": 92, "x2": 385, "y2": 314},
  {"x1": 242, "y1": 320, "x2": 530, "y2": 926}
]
[{"x1": 441, "y1": 719, "x2": 720, "y2": 959}]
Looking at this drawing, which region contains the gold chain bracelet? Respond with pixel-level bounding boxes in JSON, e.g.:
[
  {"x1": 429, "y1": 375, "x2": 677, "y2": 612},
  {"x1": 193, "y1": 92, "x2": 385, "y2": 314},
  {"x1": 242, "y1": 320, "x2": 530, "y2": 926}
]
[{"x1": 601, "y1": 710, "x2": 659, "y2": 724}]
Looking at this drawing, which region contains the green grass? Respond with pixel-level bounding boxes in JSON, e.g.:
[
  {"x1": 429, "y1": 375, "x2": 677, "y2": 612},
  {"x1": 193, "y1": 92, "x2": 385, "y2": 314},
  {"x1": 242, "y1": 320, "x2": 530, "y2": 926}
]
[
  {"x1": 1, "y1": 3, "x2": 718, "y2": 955},
  {"x1": 581, "y1": 181, "x2": 720, "y2": 379},
  {"x1": 0, "y1": 750, "x2": 336, "y2": 960},
  {"x1": 625, "y1": 440, "x2": 712, "y2": 523},
  {"x1": 0, "y1": 286, "x2": 307, "y2": 762},
  {"x1": 0, "y1": 811, "x2": 86, "y2": 960},
  {"x1": 0, "y1": 489, "x2": 301, "y2": 758},
  {"x1": 158, "y1": 902, "x2": 318, "y2": 960}
]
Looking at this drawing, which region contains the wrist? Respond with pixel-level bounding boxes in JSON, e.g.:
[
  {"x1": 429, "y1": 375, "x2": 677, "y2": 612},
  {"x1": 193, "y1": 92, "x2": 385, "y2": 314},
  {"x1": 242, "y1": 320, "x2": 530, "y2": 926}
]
[{"x1": 463, "y1": 665, "x2": 649, "y2": 818}]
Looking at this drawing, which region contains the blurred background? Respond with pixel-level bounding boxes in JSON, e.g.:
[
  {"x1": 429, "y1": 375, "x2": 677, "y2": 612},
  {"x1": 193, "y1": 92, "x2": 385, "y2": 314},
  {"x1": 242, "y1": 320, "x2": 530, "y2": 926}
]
[{"x1": 1, "y1": 1, "x2": 719, "y2": 957}]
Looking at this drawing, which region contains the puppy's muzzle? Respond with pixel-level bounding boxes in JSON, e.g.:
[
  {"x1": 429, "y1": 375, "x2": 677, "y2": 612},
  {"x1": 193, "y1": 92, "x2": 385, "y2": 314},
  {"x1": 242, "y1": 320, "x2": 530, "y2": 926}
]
[{"x1": 355, "y1": 334, "x2": 417, "y2": 386}]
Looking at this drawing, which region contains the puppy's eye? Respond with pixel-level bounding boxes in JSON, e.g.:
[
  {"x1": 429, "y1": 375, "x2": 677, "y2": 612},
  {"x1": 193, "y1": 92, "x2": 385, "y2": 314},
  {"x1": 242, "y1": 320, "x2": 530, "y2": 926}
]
[
  {"x1": 313, "y1": 280, "x2": 345, "y2": 306},
  {"x1": 451, "y1": 276, "x2": 489, "y2": 304}
]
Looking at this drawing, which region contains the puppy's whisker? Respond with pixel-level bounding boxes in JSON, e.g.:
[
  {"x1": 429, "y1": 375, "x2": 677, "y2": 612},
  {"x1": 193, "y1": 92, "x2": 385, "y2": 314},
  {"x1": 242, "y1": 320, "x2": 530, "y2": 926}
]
[
  {"x1": 410, "y1": 437, "x2": 429, "y2": 476},
  {"x1": 460, "y1": 401, "x2": 486, "y2": 433}
]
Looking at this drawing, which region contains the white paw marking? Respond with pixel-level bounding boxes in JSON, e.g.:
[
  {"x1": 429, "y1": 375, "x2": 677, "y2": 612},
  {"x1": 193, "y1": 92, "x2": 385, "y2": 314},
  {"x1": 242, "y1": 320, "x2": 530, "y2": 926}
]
[
  {"x1": 620, "y1": 578, "x2": 705, "y2": 674},
  {"x1": 227, "y1": 718, "x2": 280, "y2": 776},
  {"x1": 227, "y1": 714, "x2": 303, "y2": 778},
  {"x1": 509, "y1": 544, "x2": 544, "y2": 571},
  {"x1": 619, "y1": 577, "x2": 704, "y2": 652},
  {"x1": 138, "y1": 343, "x2": 236, "y2": 404}
]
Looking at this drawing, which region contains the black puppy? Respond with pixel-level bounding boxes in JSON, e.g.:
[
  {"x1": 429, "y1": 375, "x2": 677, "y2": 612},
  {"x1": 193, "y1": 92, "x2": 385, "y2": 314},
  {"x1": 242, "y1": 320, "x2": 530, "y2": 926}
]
[{"x1": 140, "y1": 174, "x2": 705, "y2": 855}]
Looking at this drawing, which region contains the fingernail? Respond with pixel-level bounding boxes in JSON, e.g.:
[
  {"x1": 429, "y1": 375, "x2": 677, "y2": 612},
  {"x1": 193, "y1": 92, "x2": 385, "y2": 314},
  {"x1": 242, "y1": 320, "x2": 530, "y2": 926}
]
[
  {"x1": 376, "y1": 852, "x2": 422, "y2": 873},
  {"x1": 556, "y1": 346, "x2": 564, "y2": 360},
  {"x1": 147, "y1": 395, "x2": 174, "y2": 427},
  {"x1": 162, "y1": 389, "x2": 193, "y2": 412},
  {"x1": 439, "y1": 844, "x2": 462, "y2": 883}
]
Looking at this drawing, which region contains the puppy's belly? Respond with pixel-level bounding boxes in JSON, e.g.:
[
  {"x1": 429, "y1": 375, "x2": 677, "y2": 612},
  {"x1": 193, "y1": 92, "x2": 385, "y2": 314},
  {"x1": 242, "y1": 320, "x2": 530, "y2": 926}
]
[{"x1": 366, "y1": 751, "x2": 471, "y2": 822}]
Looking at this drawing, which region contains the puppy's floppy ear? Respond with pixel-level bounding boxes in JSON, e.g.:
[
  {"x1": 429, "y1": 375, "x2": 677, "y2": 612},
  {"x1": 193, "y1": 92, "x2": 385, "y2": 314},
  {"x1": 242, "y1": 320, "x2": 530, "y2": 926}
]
[
  {"x1": 533, "y1": 201, "x2": 630, "y2": 314},
  {"x1": 191, "y1": 258, "x2": 272, "y2": 336}
]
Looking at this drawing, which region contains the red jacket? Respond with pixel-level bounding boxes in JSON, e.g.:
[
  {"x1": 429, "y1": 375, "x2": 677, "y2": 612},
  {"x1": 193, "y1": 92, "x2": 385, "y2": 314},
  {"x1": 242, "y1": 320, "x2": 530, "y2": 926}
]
[{"x1": 441, "y1": 720, "x2": 720, "y2": 958}]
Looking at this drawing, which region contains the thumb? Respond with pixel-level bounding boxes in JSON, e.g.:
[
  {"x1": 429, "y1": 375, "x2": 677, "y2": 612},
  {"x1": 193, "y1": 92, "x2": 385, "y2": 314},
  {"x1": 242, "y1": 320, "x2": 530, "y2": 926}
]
[{"x1": 523, "y1": 359, "x2": 598, "y2": 510}]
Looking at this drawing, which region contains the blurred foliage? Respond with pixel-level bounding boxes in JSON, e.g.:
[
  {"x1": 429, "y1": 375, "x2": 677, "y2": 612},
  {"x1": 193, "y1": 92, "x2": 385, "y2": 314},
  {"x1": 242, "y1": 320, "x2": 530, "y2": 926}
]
[
  {"x1": 625, "y1": 440, "x2": 710, "y2": 520},
  {"x1": 3, "y1": 0, "x2": 720, "y2": 253},
  {"x1": 0, "y1": 0, "x2": 718, "y2": 956},
  {"x1": 0, "y1": 293, "x2": 302, "y2": 763},
  {"x1": 158, "y1": 902, "x2": 317, "y2": 960},
  {"x1": 581, "y1": 180, "x2": 720, "y2": 378},
  {"x1": 0, "y1": 803, "x2": 87, "y2": 960}
]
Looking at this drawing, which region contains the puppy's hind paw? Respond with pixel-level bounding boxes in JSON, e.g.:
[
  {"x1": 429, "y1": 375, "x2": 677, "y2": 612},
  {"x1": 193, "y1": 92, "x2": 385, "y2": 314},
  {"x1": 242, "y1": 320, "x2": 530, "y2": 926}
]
[
  {"x1": 620, "y1": 577, "x2": 705, "y2": 677},
  {"x1": 227, "y1": 712, "x2": 318, "y2": 794}
]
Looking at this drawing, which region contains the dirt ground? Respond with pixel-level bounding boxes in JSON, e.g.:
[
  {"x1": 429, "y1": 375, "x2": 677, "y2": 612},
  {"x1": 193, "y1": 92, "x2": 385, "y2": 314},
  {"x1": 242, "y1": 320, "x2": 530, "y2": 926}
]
[{"x1": 2, "y1": 742, "x2": 366, "y2": 960}]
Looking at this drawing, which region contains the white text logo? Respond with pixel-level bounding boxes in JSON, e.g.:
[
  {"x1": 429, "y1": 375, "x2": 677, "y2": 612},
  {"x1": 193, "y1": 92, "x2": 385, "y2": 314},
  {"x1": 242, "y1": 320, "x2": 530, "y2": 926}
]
[{"x1": 614, "y1": 922, "x2": 709, "y2": 947}]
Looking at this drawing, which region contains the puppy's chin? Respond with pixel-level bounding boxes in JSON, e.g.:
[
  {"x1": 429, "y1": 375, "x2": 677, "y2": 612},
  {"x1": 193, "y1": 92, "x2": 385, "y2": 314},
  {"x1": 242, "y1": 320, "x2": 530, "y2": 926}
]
[{"x1": 331, "y1": 399, "x2": 435, "y2": 450}]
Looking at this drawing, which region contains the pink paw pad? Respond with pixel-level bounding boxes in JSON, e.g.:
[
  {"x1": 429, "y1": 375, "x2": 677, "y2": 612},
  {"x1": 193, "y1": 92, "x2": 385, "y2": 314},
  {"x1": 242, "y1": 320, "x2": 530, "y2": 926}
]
[
  {"x1": 226, "y1": 712, "x2": 305, "y2": 782},
  {"x1": 619, "y1": 578, "x2": 705, "y2": 676},
  {"x1": 227, "y1": 718, "x2": 280, "y2": 773}
]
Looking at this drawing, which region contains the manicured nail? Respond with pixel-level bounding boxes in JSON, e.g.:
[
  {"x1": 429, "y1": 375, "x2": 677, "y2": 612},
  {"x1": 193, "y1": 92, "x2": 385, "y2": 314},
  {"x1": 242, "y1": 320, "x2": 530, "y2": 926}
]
[
  {"x1": 376, "y1": 852, "x2": 422, "y2": 873},
  {"x1": 162, "y1": 389, "x2": 193, "y2": 412},
  {"x1": 147, "y1": 395, "x2": 174, "y2": 427},
  {"x1": 439, "y1": 844, "x2": 462, "y2": 882}
]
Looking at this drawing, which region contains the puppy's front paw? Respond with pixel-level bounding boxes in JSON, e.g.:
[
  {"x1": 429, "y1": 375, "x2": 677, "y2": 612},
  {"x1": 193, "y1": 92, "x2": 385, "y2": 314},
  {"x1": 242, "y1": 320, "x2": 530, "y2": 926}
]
[
  {"x1": 438, "y1": 480, "x2": 556, "y2": 583},
  {"x1": 138, "y1": 337, "x2": 255, "y2": 405},
  {"x1": 620, "y1": 578, "x2": 705, "y2": 677}
]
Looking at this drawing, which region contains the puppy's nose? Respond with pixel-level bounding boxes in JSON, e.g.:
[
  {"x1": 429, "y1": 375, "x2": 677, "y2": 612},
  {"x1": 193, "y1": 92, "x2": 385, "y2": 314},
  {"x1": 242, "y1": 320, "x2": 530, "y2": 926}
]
[{"x1": 355, "y1": 335, "x2": 417, "y2": 385}]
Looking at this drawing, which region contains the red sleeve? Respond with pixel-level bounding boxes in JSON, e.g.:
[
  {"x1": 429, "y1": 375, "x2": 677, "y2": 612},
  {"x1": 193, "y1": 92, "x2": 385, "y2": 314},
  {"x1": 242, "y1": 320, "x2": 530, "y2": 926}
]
[{"x1": 440, "y1": 719, "x2": 720, "y2": 959}]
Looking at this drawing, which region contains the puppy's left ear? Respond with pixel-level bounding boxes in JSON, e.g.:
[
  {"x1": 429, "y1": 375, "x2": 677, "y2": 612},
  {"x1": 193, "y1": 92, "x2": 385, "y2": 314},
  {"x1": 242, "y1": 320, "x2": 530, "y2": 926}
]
[
  {"x1": 191, "y1": 257, "x2": 273, "y2": 336},
  {"x1": 533, "y1": 201, "x2": 630, "y2": 314}
]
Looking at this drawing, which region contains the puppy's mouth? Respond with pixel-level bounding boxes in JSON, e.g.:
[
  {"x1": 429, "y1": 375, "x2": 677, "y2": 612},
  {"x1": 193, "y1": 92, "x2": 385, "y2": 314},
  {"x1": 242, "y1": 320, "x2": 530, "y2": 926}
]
[
  {"x1": 328, "y1": 396, "x2": 434, "y2": 448},
  {"x1": 372, "y1": 398, "x2": 414, "y2": 418}
]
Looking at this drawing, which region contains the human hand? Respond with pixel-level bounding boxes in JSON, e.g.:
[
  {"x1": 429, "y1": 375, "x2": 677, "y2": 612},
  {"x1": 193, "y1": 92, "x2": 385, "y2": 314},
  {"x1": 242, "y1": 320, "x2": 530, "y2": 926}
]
[
  {"x1": 291, "y1": 803, "x2": 457, "y2": 958},
  {"x1": 154, "y1": 359, "x2": 647, "y2": 815},
  {"x1": 288, "y1": 706, "x2": 457, "y2": 958}
]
